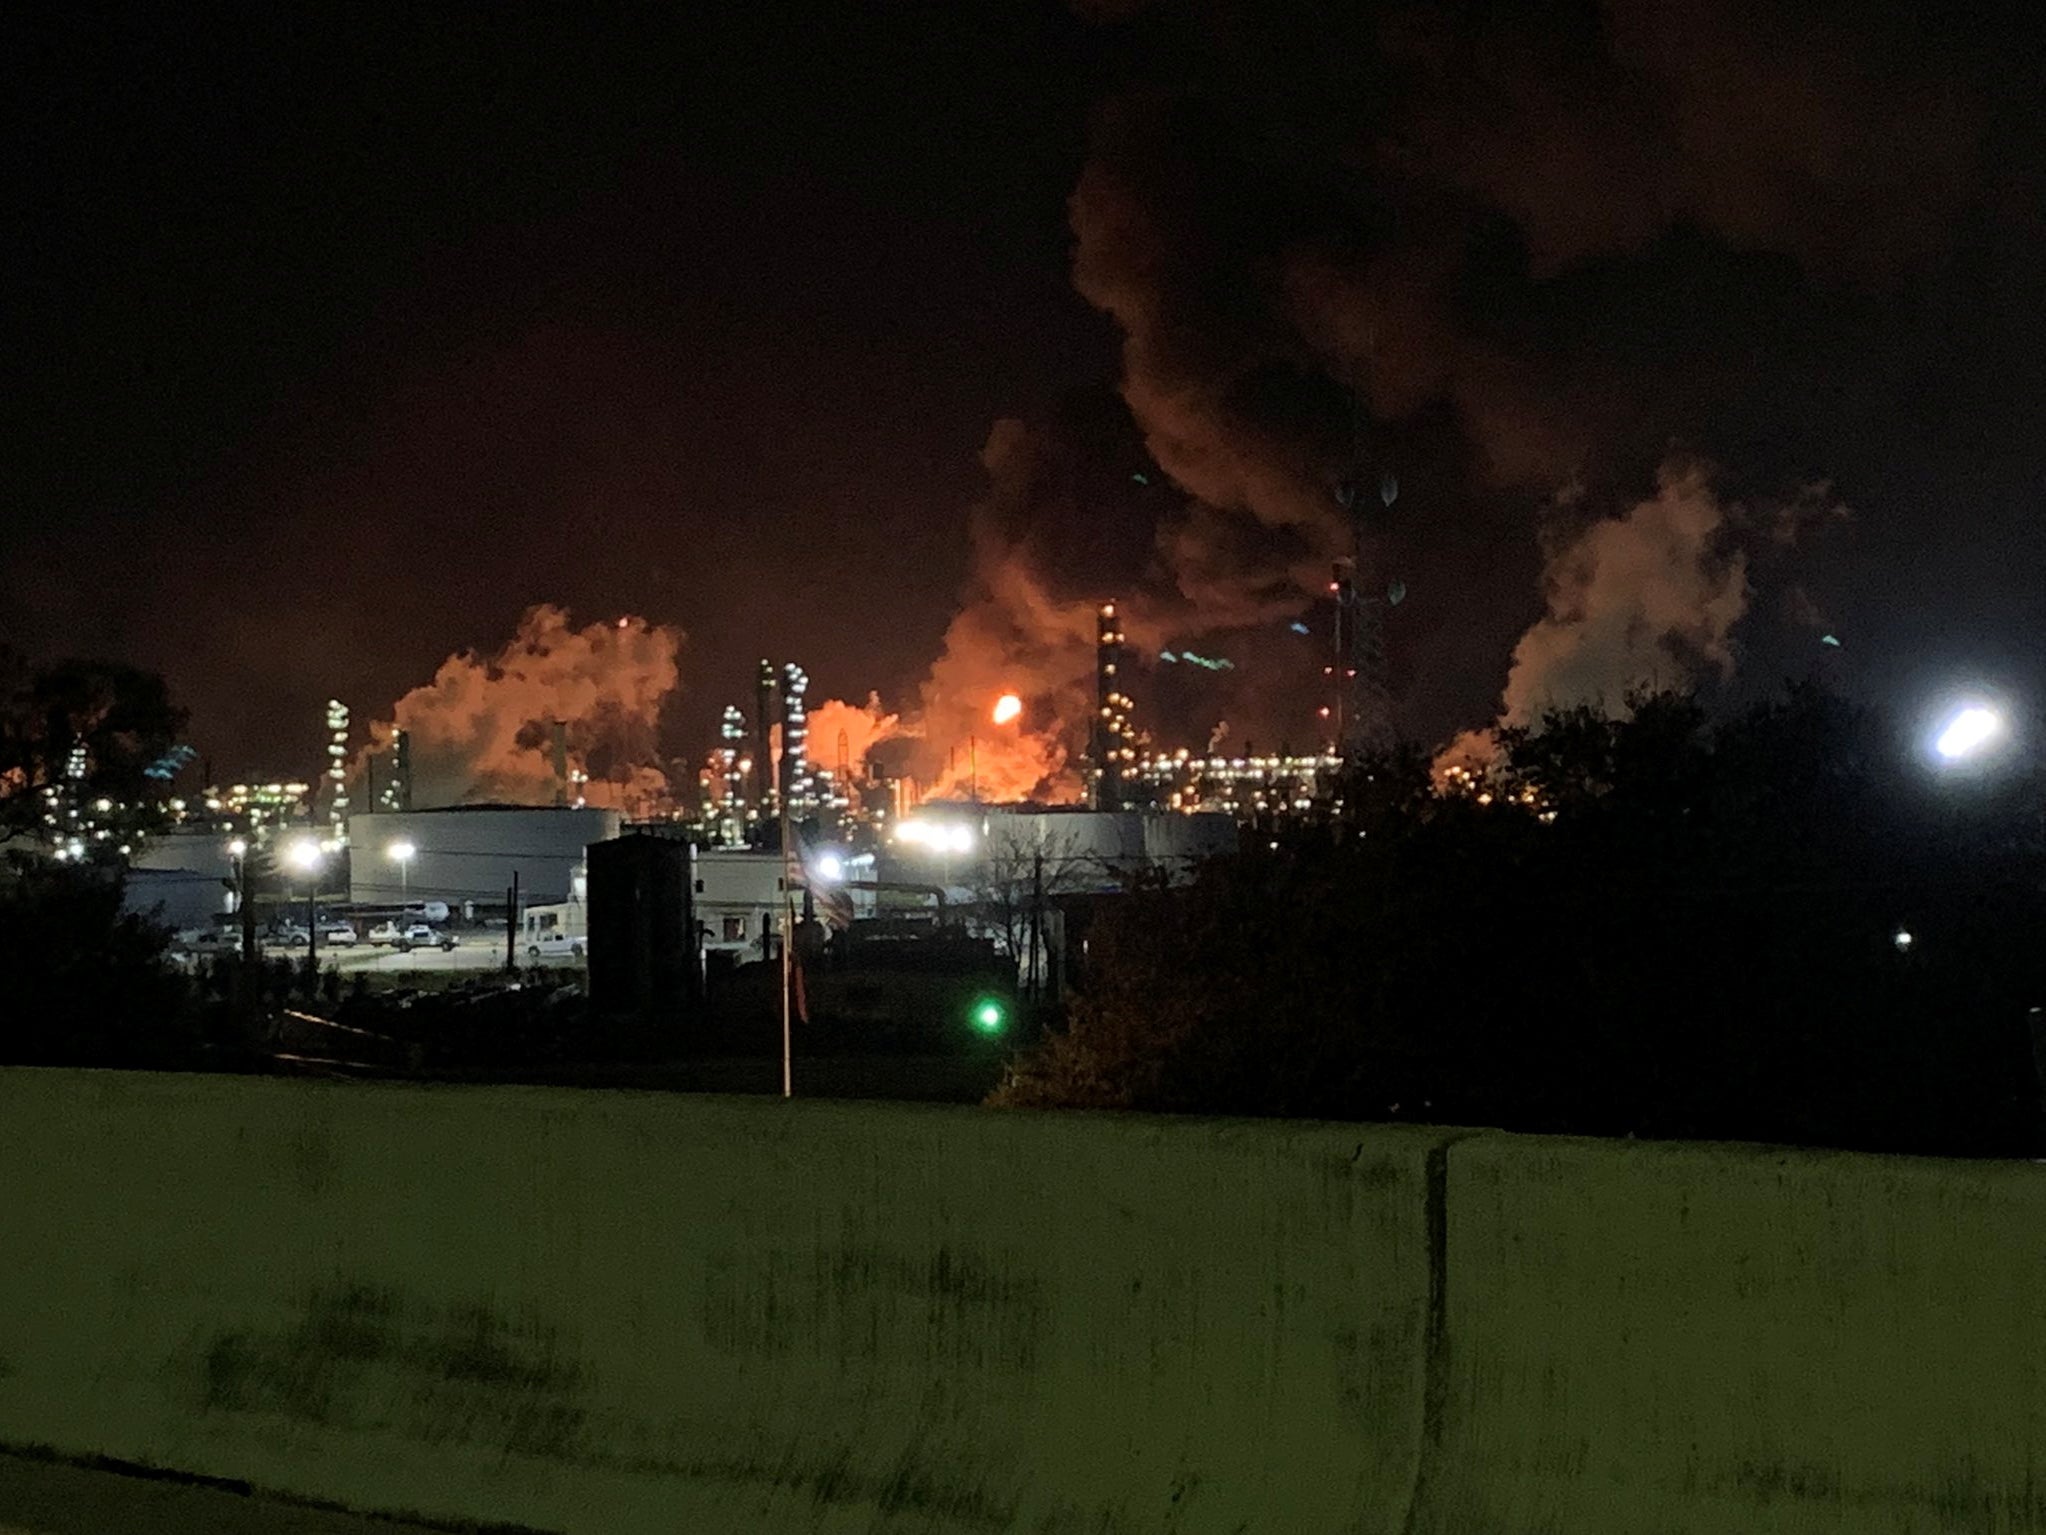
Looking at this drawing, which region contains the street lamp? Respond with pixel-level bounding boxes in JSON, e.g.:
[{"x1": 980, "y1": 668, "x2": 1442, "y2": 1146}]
[
  {"x1": 284, "y1": 838, "x2": 325, "y2": 984},
  {"x1": 1933, "y1": 703, "x2": 2006, "y2": 763},
  {"x1": 388, "y1": 839, "x2": 416, "y2": 904}
]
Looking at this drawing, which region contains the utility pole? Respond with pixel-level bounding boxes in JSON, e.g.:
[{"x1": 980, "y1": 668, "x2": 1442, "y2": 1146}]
[
  {"x1": 1028, "y1": 850, "x2": 1044, "y2": 1002},
  {"x1": 506, "y1": 871, "x2": 519, "y2": 973},
  {"x1": 305, "y1": 873, "x2": 319, "y2": 996},
  {"x1": 237, "y1": 852, "x2": 256, "y2": 967},
  {"x1": 779, "y1": 794, "x2": 794, "y2": 1099},
  {"x1": 235, "y1": 847, "x2": 259, "y2": 1028}
]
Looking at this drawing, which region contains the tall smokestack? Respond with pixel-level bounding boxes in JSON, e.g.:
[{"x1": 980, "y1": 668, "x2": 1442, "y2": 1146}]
[
  {"x1": 551, "y1": 720, "x2": 569, "y2": 807},
  {"x1": 754, "y1": 659, "x2": 778, "y2": 818},
  {"x1": 1326, "y1": 472, "x2": 1396, "y2": 757},
  {"x1": 1092, "y1": 601, "x2": 1132, "y2": 810},
  {"x1": 1326, "y1": 559, "x2": 1356, "y2": 753}
]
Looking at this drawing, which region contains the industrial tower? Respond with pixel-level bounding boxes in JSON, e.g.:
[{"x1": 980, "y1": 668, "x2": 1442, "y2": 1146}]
[
  {"x1": 375, "y1": 728, "x2": 412, "y2": 814},
  {"x1": 780, "y1": 662, "x2": 815, "y2": 818},
  {"x1": 324, "y1": 699, "x2": 350, "y2": 842},
  {"x1": 1091, "y1": 601, "x2": 1136, "y2": 810},
  {"x1": 753, "y1": 659, "x2": 778, "y2": 816},
  {"x1": 1326, "y1": 471, "x2": 1397, "y2": 756},
  {"x1": 712, "y1": 704, "x2": 748, "y2": 844}
]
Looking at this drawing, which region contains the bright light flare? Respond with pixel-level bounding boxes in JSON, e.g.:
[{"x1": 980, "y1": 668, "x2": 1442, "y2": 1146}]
[
  {"x1": 812, "y1": 851, "x2": 845, "y2": 883},
  {"x1": 991, "y1": 693, "x2": 1023, "y2": 726},
  {"x1": 388, "y1": 839, "x2": 417, "y2": 863},
  {"x1": 1934, "y1": 704, "x2": 2005, "y2": 762},
  {"x1": 283, "y1": 838, "x2": 324, "y2": 874},
  {"x1": 895, "y1": 820, "x2": 976, "y2": 854}
]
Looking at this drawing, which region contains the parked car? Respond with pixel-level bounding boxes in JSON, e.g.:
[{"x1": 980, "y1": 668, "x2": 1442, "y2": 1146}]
[
  {"x1": 525, "y1": 931, "x2": 586, "y2": 960},
  {"x1": 366, "y1": 920, "x2": 405, "y2": 946},
  {"x1": 269, "y1": 923, "x2": 311, "y2": 948},
  {"x1": 396, "y1": 924, "x2": 458, "y2": 953},
  {"x1": 318, "y1": 919, "x2": 357, "y2": 946},
  {"x1": 173, "y1": 926, "x2": 237, "y2": 953}
]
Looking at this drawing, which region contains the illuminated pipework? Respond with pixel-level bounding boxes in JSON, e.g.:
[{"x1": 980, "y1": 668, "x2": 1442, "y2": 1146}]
[
  {"x1": 755, "y1": 659, "x2": 778, "y2": 815},
  {"x1": 709, "y1": 703, "x2": 749, "y2": 845},
  {"x1": 377, "y1": 727, "x2": 412, "y2": 813},
  {"x1": 1135, "y1": 750, "x2": 1340, "y2": 818},
  {"x1": 325, "y1": 699, "x2": 350, "y2": 844},
  {"x1": 1092, "y1": 601, "x2": 1136, "y2": 810},
  {"x1": 781, "y1": 662, "x2": 815, "y2": 817}
]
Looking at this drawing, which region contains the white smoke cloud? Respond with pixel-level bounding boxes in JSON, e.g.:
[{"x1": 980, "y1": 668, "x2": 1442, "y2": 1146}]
[
  {"x1": 1500, "y1": 460, "x2": 1749, "y2": 725},
  {"x1": 381, "y1": 604, "x2": 683, "y2": 810},
  {"x1": 1438, "y1": 459, "x2": 1756, "y2": 769}
]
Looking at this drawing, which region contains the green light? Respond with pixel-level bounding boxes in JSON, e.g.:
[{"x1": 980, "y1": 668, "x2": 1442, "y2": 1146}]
[{"x1": 971, "y1": 999, "x2": 1006, "y2": 1034}]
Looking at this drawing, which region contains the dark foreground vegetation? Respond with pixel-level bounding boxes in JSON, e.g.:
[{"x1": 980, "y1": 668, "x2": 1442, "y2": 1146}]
[
  {"x1": 4, "y1": 682, "x2": 2041, "y2": 1159},
  {"x1": 998, "y1": 687, "x2": 2046, "y2": 1159}
]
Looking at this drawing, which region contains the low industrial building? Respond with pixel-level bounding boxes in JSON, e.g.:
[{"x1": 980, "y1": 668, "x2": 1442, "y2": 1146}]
[
  {"x1": 123, "y1": 829, "x2": 240, "y2": 930},
  {"x1": 692, "y1": 847, "x2": 807, "y2": 960},
  {"x1": 884, "y1": 804, "x2": 1237, "y2": 893},
  {"x1": 347, "y1": 806, "x2": 619, "y2": 910}
]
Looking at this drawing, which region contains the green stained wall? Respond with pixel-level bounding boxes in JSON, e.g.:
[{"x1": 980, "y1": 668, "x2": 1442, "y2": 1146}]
[
  {"x1": 0, "y1": 1071, "x2": 1440, "y2": 1534},
  {"x1": 9, "y1": 1070, "x2": 2046, "y2": 1534},
  {"x1": 1422, "y1": 1134, "x2": 2046, "y2": 1535}
]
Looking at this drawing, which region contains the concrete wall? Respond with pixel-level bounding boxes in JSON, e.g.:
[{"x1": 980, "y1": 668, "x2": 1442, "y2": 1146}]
[
  {"x1": 0, "y1": 1072, "x2": 1439, "y2": 1534},
  {"x1": 7, "y1": 1072, "x2": 2046, "y2": 1534},
  {"x1": 1416, "y1": 1134, "x2": 2046, "y2": 1535}
]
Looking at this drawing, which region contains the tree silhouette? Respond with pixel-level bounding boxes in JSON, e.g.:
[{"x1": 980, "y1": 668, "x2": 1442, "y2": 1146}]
[{"x1": 996, "y1": 686, "x2": 2046, "y2": 1157}]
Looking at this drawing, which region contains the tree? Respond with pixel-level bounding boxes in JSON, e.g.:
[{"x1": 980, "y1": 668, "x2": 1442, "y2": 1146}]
[
  {"x1": 995, "y1": 686, "x2": 2046, "y2": 1158},
  {"x1": 963, "y1": 827, "x2": 1098, "y2": 979},
  {"x1": 0, "y1": 651, "x2": 189, "y2": 830},
  {"x1": 0, "y1": 860, "x2": 220, "y2": 1067}
]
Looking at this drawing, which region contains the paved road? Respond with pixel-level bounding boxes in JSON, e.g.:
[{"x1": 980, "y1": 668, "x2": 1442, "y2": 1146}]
[{"x1": 0, "y1": 1451, "x2": 494, "y2": 1534}]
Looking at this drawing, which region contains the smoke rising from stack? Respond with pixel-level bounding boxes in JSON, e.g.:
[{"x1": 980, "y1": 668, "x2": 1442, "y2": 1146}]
[
  {"x1": 804, "y1": 693, "x2": 901, "y2": 783},
  {"x1": 378, "y1": 603, "x2": 682, "y2": 809},
  {"x1": 1498, "y1": 462, "x2": 1748, "y2": 725},
  {"x1": 812, "y1": 419, "x2": 1150, "y2": 803},
  {"x1": 749, "y1": 1, "x2": 1991, "y2": 796},
  {"x1": 1064, "y1": 0, "x2": 1990, "y2": 746},
  {"x1": 1436, "y1": 461, "x2": 1851, "y2": 769}
]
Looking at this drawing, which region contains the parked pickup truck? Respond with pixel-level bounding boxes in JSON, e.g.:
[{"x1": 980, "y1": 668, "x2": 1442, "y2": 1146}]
[{"x1": 395, "y1": 924, "x2": 458, "y2": 953}]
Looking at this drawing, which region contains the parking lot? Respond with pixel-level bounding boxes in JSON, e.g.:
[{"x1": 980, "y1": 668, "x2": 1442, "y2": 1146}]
[{"x1": 257, "y1": 936, "x2": 582, "y2": 975}]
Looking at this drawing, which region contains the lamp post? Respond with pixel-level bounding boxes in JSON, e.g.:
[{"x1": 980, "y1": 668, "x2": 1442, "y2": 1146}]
[
  {"x1": 388, "y1": 839, "x2": 416, "y2": 907},
  {"x1": 1932, "y1": 703, "x2": 2006, "y2": 764},
  {"x1": 284, "y1": 838, "x2": 325, "y2": 992}
]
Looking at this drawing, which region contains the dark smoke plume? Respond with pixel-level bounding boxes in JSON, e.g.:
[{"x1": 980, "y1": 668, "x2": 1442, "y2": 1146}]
[{"x1": 1067, "y1": 0, "x2": 1998, "y2": 741}]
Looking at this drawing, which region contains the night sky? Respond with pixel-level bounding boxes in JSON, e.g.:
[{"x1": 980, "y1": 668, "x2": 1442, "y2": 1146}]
[{"x1": 7, "y1": 0, "x2": 2044, "y2": 782}]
